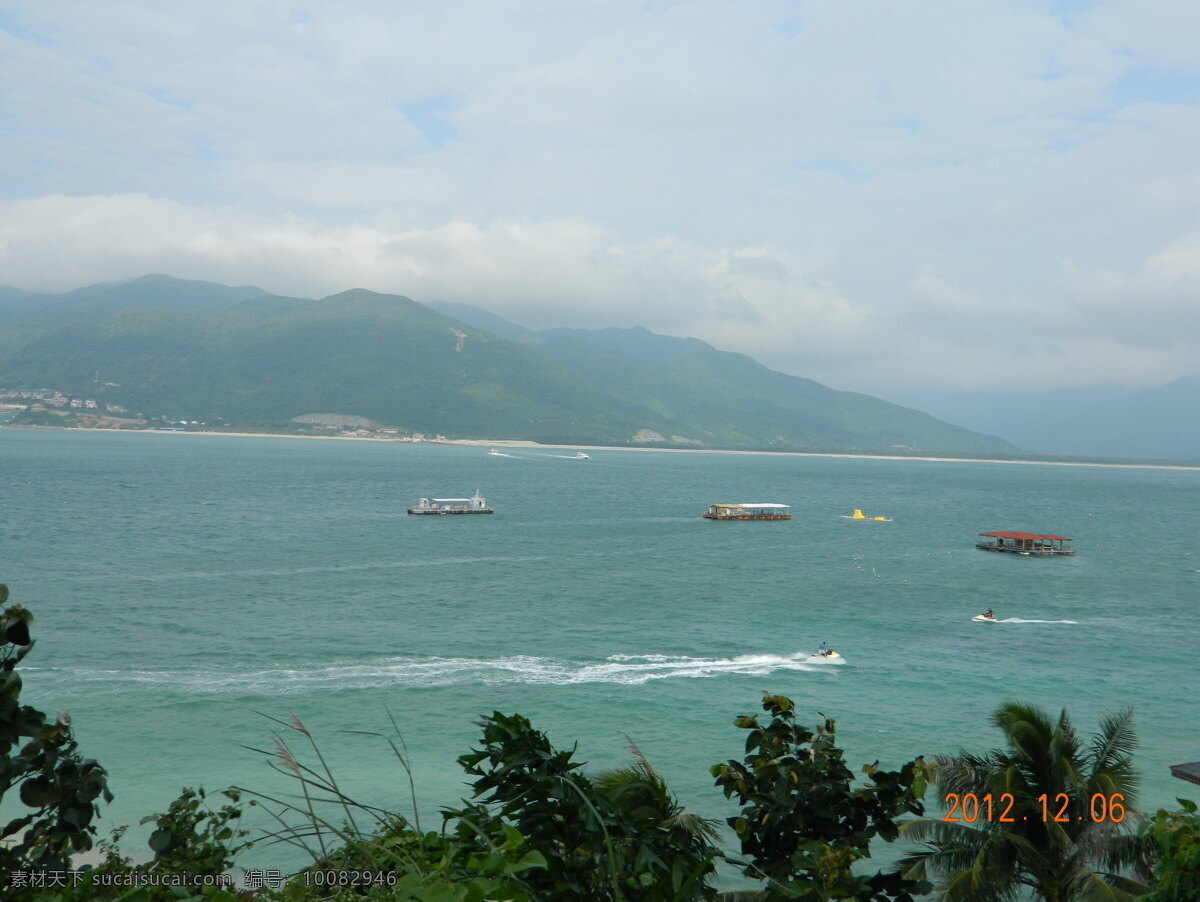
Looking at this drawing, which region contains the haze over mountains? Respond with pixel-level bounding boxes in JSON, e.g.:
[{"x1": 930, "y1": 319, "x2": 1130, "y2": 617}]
[
  {"x1": 0, "y1": 275, "x2": 1003, "y2": 453},
  {"x1": 0, "y1": 275, "x2": 1194, "y2": 461},
  {"x1": 889, "y1": 381, "x2": 1200, "y2": 463}
]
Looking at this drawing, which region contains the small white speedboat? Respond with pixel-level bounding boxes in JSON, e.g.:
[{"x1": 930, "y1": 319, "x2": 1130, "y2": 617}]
[
  {"x1": 573, "y1": 451, "x2": 590, "y2": 459},
  {"x1": 487, "y1": 448, "x2": 502, "y2": 456}
]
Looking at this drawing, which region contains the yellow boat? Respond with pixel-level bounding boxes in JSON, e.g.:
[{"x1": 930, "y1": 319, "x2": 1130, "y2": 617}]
[{"x1": 844, "y1": 508, "x2": 891, "y2": 521}]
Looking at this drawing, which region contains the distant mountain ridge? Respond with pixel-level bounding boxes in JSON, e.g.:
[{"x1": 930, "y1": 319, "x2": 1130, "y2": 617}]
[
  {"x1": 893, "y1": 379, "x2": 1200, "y2": 462},
  {"x1": 433, "y1": 303, "x2": 1200, "y2": 462},
  {"x1": 0, "y1": 274, "x2": 267, "y2": 322},
  {"x1": 431, "y1": 303, "x2": 1018, "y2": 452},
  {"x1": 0, "y1": 275, "x2": 1016, "y2": 453}
]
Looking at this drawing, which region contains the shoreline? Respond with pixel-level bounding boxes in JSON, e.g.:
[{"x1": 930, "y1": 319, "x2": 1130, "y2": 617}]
[{"x1": 5, "y1": 423, "x2": 1199, "y2": 472}]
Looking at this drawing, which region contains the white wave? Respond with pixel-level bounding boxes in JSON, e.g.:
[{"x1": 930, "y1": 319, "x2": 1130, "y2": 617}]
[
  {"x1": 487, "y1": 450, "x2": 553, "y2": 460},
  {"x1": 53, "y1": 651, "x2": 831, "y2": 694},
  {"x1": 999, "y1": 618, "x2": 1078, "y2": 624}
]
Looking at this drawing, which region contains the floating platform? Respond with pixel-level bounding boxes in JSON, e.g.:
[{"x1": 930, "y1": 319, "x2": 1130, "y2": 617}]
[
  {"x1": 1170, "y1": 762, "x2": 1200, "y2": 786},
  {"x1": 976, "y1": 531, "x2": 1073, "y2": 555},
  {"x1": 408, "y1": 492, "x2": 493, "y2": 515},
  {"x1": 703, "y1": 503, "x2": 790, "y2": 520}
]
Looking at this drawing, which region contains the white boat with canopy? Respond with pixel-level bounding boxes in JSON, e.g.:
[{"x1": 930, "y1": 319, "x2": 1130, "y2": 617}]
[
  {"x1": 408, "y1": 491, "x2": 493, "y2": 515},
  {"x1": 702, "y1": 503, "x2": 791, "y2": 520}
]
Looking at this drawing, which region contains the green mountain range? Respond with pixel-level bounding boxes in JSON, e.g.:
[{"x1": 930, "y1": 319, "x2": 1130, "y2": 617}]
[{"x1": 0, "y1": 275, "x2": 1015, "y2": 453}]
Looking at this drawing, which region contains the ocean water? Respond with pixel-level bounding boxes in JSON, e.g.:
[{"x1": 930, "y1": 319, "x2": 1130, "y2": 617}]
[{"x1": 1, "y1": 428, "x2": 1197, "y2": 879}]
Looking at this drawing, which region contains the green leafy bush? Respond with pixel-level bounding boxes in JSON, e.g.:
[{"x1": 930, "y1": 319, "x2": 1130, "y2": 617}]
[
  {"x1": 1142, "y1": 798, "x2": 1200, "y2": 902},
  {"x1": 711, "y1": 694, "x2": 930, "y2": 901},
  {"x1": 449, "y1": 711, "x2": 719, "y2": 901},
  {"x1": 0, "y1": 587, "x2": 113, "y2": 880}
]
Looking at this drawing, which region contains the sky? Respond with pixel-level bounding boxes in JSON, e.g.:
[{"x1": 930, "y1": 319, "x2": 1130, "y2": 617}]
[{"x1": 1, "y1": 0, "x2": 1198, "y2": 398}]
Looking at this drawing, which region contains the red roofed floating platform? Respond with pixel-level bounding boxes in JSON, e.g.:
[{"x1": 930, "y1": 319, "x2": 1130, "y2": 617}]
[{"x1": 976, "y1": 531, "x2": 1074, "y2": 556}]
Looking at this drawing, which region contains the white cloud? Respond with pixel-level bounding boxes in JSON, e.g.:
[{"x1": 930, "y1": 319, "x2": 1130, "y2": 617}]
[
  {"x1": 1061, "y1": 229, "x2": 1200, "y2": 346},
  {"x1": 1, "y1": 0, "x2": 1198, "y2": 393},
  {"x1": 0, "y1": 192, "x2": 875, "y2": 359}
]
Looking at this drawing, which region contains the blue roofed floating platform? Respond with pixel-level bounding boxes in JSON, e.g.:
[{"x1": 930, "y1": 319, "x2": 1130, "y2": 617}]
[{"x1": 703, "y1": 503, "x2": 790, "y2": 520}]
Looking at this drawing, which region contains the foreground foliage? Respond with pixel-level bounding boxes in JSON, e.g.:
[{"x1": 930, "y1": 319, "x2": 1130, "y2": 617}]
[
  {"x1": 240, "y1": 711, "x2": 547, "y2": 902},
  {"x1": 712, "y1": 694, "x2": 931, "y2": 901},
  {"x1": 447, "y1": 711, "x2": 721, "y2": 900},
  {"x1": 0, "y1": 590, "x2": 112, "y2": 876},
  {"x1": 899, "y1": 701, "x2": 1151, "y2": 901},
  {"x1": 1140, "y1": 798, "x2": 1200, "y2": 902},
  {"x1": 1, "y1": 589, "x2": 1193, "y2": 900}
]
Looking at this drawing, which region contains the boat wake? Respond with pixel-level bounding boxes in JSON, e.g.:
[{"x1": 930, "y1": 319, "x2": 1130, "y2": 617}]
[
  {"x1": 489, "y1": 449, "x2": 589, "y2": 461},
  {"x1": 997, "y1": 618, "x2": 1079, "y2": 624},
  {"x1": 42, "y1": 651, "x2": 836, "y2": 695}
]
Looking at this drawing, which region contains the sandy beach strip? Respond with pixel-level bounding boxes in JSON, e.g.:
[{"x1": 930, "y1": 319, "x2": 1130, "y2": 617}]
[{"x1": 7, "y1": 424, "x2": 1198, "y2": 472}]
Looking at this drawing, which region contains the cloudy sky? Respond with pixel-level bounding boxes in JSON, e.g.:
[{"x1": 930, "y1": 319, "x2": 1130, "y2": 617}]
[{"x1": 1, "y1": 1, "x2": 1197, "y2": 398}]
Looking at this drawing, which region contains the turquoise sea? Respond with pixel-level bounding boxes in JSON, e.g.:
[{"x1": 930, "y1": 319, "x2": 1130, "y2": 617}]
[{"x1": 1, "y1": 428, "x2": 1198, "y2": 879}]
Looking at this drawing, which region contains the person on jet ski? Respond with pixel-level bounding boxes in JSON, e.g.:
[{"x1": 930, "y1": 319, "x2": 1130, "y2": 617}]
[
  {"x1": 817, "y1": 641, "x2": 829, "y2": 656},
  {"x1": 984, "y1": 609, "x2": 995, "y2": 619}
]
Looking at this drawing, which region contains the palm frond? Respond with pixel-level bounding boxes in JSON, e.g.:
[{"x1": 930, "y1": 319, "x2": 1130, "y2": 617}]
[
  {"x1": 1096, "y1": 829, "x2": 1156, "y2": 884},
  {"x1": 910, "y1": 701, "x2": 1149, "y2": 902},
  {"x1": 900, "y1": 817, "x2": 988, "y2": 846},
  {"x1": 939, "y1": 864, "x2": 1021, "y2": 902},
  {"x1": 996, "y1": 702, "x2": 1059, "y2": 791},
  {"x1": 991, "y1": 701, "x2": 1054, "y2": 750},
  {"x1": 663, "y1": 809, "x2": 722, "y2": 843},
  {"x1": 1087, "y1": 708, "x2": 1139, "y2": 805},
  {"x1": 932, "y1": 751, "x2": 1003, "y2": 796},
  {"x1": 899, "y1": 821, "x2": 1025, "y2": 902},
  {"x1": 1089, "y1": 708, "x2": 1136, "y2": 763},
  {"x1": 1072, "y1": 866, "x2": 1146, "y2": 902},
  {"x1": 898, "y1": 819, "x2": 999, "y2": 873},
  {"x1": 623, "y1": 736, "x2": 658, "y2": 779}
]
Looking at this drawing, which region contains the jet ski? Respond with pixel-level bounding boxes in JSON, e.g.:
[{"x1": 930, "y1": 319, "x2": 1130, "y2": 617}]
[
  {"x1": 972, "y1": 613, "x2": 999, "y2": 623},
  {"x1": 808, "y1": 649, "x2": 842, "y2": 661}
]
